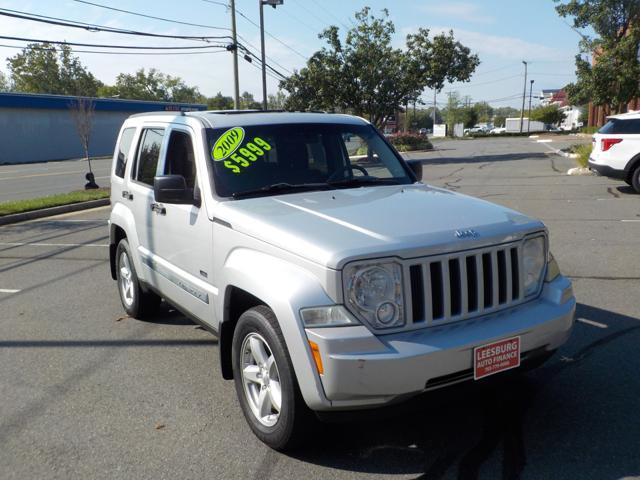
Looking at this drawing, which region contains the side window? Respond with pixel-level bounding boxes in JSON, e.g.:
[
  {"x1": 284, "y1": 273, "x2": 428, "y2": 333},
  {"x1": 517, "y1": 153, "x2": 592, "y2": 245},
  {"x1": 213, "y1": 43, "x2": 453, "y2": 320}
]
[
  {"x1": 115, "y1": 127, "x2": 135, "y2": 178},
  {"x1": 135, "y1": 128, "x2": 165, "y2": 186},
  {"x1": 164, "y1": 131, "x2": 197, "y2": 189}
]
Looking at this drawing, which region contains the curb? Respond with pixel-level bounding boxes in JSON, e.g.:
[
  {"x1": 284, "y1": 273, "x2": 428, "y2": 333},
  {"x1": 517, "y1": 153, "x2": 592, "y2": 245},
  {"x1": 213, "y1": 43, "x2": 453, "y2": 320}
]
[{"x1": 0, "y1": 198, "x2": 110, "y2": 226}]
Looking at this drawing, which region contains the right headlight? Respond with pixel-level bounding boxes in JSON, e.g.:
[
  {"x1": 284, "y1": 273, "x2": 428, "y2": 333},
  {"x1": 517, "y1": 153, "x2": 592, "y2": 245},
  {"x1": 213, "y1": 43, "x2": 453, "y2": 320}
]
[
  {"x1": 344, "y1": 262, "x2": 405, "y2": 330},
  {"x1": 522, "y1": 236, "x2": 546, "y2": 296}
]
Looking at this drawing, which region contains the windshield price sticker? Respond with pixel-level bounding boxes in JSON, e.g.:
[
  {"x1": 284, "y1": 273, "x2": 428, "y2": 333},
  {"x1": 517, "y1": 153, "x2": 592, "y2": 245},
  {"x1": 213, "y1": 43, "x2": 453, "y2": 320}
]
[
  {"x1": 473, "y1": 336, "x2": 520, "y2": 380},
  {"x1": 212, "y1": 129, "x2": 272, "y2": 174}
]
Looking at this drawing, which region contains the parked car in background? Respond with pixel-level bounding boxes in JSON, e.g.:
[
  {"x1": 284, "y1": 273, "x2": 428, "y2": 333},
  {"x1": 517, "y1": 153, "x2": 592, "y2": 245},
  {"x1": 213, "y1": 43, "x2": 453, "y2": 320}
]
[
  {"x1": 588, "y1": 111, "x2": 640, "y2": 193},
  {"x1": 490, "y1": 127, "x2": 506, "y2": 134}
]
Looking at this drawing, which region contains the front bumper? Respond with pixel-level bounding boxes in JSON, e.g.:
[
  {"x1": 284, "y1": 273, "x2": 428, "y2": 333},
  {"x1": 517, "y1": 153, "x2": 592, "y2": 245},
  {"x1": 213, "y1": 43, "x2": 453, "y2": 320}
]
[
  {"x1": 305, "y1": 275, "x2": 575, "y2": 410},
  {"x1": 588, "y1": 159, "x2": 626, "y2": 179}
]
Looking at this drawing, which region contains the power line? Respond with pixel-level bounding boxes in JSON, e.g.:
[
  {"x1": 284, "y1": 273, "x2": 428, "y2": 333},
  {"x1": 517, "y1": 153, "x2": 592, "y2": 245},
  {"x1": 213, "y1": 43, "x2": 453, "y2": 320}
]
[
  {"x1": 306, "y1": 0, "x2": 352, "y2": 29},
  {"x1": 202, "y1": 0, "x2": 309, "y2": 61},
  {"x1": 236, "y1": 33, "x2": 292, "y2": 74},
  {"x1": 0, "y1": 9, "x2": 231, "y2": 41},
  {"x1": 0, "y1": 35, "x2": 227, "y2": 50},
  {"x1": 0, "y1": 42, "x2": 227, "y2": 55},
  {"x1": 72, "y1": 0, "x2": 230, "y2": 31}
]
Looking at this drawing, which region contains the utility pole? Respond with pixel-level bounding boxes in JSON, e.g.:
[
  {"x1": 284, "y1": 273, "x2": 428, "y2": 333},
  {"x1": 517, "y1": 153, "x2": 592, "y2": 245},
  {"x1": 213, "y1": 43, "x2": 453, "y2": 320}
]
[
  {"x1": 259, "y1": 0, "x2": 283, "y2": 110},
  {"x1": 230, "y1": 0, "x2": 240, "y2": 109},
  {"x1": 527, "y1": 79, "x2": 534, "y2": 133},
  {"x1": 520, "y1": 60, "x2": 528, "y2": 133}
]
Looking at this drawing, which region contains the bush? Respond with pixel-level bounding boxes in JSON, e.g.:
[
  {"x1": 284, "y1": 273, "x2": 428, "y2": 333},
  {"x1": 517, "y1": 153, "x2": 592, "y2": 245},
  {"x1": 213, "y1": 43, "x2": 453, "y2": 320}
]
[
  {"x1": 574, "y1": 143, "x2": 593, "y2": 168},
  {"x1": 580, "y1": 125, "x2": 599, "y2": 134},
  {"x1": 387, "y1": 133, "x2": 432, "y2": 152}
]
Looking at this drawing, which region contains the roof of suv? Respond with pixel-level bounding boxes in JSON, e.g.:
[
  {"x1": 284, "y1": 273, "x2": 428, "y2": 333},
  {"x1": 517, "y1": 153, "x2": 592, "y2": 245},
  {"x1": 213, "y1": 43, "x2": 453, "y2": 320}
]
[
  {"x1": 606, "y1": 110, "x2": 640, "y2": 120},
  {"x1": 128, "y1": 110, "x2": 370, "y2": 128}
]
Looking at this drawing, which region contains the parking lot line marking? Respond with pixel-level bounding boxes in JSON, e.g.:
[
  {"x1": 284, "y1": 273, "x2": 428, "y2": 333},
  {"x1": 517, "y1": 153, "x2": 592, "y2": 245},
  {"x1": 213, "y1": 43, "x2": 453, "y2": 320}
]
[
  {"x1": 0, "y1": 242, "x2": 108, "y2": 247},
  {"x1": 577, "y1": 318, "x2": 608, "y2": 329},
  {"x1": 0, "y1": 171, "x2": 87, "y2": 181},
  {"x1": 536, "y1": 139, "x2": 553, "y2": 143},
  {"x1": 621, "y1": 219, "x2": 640, "y2": 222},
  {"x1": 0, "y1": 288, "x2": 20, "y2": 293}
]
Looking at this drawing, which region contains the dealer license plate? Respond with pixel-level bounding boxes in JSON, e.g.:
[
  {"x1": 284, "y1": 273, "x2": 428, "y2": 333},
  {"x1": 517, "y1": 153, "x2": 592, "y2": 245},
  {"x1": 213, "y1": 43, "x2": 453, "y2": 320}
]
[{"x1": 473, "y1": 336, "x2": 521, "y2": 380}]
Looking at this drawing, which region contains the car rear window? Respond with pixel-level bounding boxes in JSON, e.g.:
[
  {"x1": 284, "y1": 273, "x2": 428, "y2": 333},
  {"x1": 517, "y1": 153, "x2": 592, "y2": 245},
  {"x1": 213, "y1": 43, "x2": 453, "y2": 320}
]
[{"x1": 599, "y1": 118, "x2": 640, "y2": 134}]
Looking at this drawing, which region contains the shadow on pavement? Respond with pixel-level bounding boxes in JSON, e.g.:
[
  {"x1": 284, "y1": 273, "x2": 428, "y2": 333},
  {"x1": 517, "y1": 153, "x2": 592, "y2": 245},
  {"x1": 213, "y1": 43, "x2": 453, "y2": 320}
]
[
  {"x1": 286, "y1": 303, "x2": 640, "y2": 480},
  {"x1": 413, "y1": 152, "x2": 550, "y2": 166}
]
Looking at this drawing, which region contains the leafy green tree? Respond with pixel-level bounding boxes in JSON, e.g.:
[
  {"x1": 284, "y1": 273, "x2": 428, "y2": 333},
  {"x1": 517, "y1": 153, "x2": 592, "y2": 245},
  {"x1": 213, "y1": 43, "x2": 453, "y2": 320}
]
[
  {"x1": 207, "y1": 92, "x2": 234, "y2": 110},
  {"x1": 280, "y1": 7, "x2": 479, "y2": 127},
  {"x1": 98, "y1": 68, "x2": 202, "y2": 103},
  {"x1": 0, "y1": 70, "x2": 11, "y2": 91},
  {"x1": 268, "y1": 91, "x2": 288, "y2": 109},
  {"x1": 459, "y1": 106, "x2": 479, "y2": 128},
  {"x1": 530, "y1": 104, "x2": 567, "y2": 125},
  {"x1": 240, "y1": 91, "x2": 261, "y2": 109},
  {"x1": 473, "y1": 101, "x2": 494, "y2": 123},
  {"x1": 8, "y1": 43, "x2": 102, "y2": 96},
  {"x1": 555, "y1": 0, "x2": 640, "y2": 112},
  {"x1": 493, "y1": 115, "x2": 506, "y2": 127}
]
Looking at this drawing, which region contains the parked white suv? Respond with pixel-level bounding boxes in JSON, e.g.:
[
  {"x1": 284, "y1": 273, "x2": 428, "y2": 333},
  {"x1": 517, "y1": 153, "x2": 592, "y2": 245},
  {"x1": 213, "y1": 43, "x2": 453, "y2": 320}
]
[
  {"x1": 109, "y1": 111, "x2": 575, "y2": 450},
  {"x1": 588, "y1": 111, "x2": 640, "y2": 192}
]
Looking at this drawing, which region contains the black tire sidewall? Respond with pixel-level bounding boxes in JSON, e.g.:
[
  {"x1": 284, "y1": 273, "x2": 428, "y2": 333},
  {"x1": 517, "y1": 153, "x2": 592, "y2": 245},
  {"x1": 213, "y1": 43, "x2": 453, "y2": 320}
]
[
  {"x1": 231, "y1": 306, "x2": 299, "y2": 449},
  {"x1": 115, "y1": 239, "x2": 140, "y2": 317},
  {"x1": 632, "y1": 167, "x2": 640, "y2": 193}
]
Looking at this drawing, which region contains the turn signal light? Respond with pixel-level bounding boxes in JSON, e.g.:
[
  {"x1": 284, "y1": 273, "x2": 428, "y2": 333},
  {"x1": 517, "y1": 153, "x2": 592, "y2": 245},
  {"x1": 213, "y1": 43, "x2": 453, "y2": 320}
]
[
  {"x1": 308, "y1": 341, "x2": 324, "y2": 375},
  {"x1": 602, "y1": 138, "x2": 622, "y2": 151}
]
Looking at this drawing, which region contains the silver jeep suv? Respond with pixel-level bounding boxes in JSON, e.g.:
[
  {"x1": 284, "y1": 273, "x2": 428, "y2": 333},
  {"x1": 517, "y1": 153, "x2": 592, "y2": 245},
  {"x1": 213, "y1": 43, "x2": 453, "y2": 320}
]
[{"x1": 108, "y1": 111, "x2": 575, "y2": 449}]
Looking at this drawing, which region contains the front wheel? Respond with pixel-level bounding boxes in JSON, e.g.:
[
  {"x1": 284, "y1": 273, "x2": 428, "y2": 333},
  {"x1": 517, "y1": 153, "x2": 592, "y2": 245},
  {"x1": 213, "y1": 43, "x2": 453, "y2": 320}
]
[
  {"x1": 115, "y1": 239, "x2": 161, "y2": 319},
  {"x1": 232, "y1": 306, "x2": 312, "y2": 450}
]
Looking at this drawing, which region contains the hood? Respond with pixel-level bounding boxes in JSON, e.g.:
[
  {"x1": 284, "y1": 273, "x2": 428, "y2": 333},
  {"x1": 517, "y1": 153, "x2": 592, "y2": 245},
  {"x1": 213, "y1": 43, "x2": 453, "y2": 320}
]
[{"x1": 218, "y1": 184, "x2": 544, "y2": 269}]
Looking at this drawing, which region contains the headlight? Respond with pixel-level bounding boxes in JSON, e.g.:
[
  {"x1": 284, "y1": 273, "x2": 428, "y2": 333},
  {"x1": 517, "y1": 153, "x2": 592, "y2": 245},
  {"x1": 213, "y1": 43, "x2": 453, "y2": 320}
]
[
  {"x1": 522, "y1": 236, "x2": 546, "y2": 296},
  {"x1": 344, "y1": 262, "x2": 404, "y2": 329}
]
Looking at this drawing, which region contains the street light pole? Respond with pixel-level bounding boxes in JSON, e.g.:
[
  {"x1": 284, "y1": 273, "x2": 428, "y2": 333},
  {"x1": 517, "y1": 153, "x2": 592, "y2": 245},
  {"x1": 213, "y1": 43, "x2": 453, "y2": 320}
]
[
  {"x1": 230, "y1": 0, "x2": 240, "y2": 109},
  {"x1": 527, "y1": 79, "x2": 534, "y2": 133},
  {"x1": 259, "y1": 0, "x2": 283, "y2": 111},
  {"x1": 520, "y1": 60, "x2": 528, "y2": 133}
]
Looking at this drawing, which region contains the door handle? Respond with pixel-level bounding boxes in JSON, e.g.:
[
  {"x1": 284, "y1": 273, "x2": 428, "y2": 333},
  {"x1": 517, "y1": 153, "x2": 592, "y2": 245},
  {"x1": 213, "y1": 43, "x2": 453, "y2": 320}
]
[
  {"x1": 150, "y1": 202, "x2": 166, "y2": 215},
  {"x1": 122, "y1": 190, "x2": 133, "y2": 200}
]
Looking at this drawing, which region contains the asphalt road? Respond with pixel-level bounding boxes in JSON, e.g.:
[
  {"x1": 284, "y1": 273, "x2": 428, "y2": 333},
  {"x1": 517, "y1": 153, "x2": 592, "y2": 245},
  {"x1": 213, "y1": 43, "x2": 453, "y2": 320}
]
[
  {"x1": 0, "y1": 157, "x2": 112, "y2": 202},
  {"x1": 1, "y1": 136, "x2": 639, "y2": 480}
]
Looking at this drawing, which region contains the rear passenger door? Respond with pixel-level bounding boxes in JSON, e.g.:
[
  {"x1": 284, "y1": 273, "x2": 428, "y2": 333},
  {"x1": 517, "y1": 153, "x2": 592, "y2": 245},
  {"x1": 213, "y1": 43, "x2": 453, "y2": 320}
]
[{"x1": 127, "y1": 126, "x2": 166, "y2": 286}]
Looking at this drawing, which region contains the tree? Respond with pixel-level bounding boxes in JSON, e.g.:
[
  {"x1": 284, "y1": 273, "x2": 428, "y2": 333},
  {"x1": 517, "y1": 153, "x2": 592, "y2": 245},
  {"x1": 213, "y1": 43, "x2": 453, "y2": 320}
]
[
  {"x1": 555, "y1": 0, "x2": 640, "y2": 112},
  {"x1": 0, "y1": 71, "x2": 11, "y2": 92},
  {"x1": 240, "y1": 91, "x2": 261, "y2": 109},
  {"x1": 530, "y1": 104, "x2": 567, "y2": 125},
  {"x1": 459, "y1": 106, "x2": 479, "y2": 128},
  {"x1": 267, "y1": 91, "x2": 288, "y2": 109},
  {"x1": 207, "y1": 92, "x2": 234, "y2": 110},
  {"x1": 473, "y1": 101, "x2": 494, "y2": 123},
  {"x1": 99, "y1": 68, "x2": 202, "y2": 103},
  {"x1": 8, "y1": 43, "x2": 102, "y2": 96},
  {"x1": 280, "y1": 7, "x2": 479, "y2": 127},
  {"x1": 69, "y1": 97, "x2": 99, "y2": 188}
]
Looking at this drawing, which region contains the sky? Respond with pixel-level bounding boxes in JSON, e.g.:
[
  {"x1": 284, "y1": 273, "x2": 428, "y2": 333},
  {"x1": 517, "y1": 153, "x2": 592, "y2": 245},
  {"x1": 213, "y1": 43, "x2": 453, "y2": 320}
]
[{"x1": 0, "y1": 1, "x2": 587, "y2": 108}]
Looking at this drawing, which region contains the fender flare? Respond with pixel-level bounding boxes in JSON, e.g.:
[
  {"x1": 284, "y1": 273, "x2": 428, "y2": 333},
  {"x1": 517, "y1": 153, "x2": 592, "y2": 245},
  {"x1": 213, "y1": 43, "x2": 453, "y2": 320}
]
[
  {"x1": 219, "y1": 248, "x2": 335, "y2": 410},
  {"x1": 108, "y1": 203, "x2": 144, "y2": 282}
]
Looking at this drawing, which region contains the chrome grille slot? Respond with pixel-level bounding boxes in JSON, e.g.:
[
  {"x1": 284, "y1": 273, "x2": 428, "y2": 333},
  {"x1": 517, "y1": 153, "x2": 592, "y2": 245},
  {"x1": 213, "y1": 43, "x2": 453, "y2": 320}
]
[{"x1": 406, "y1": 242, "x2": 523, "y2": 327}]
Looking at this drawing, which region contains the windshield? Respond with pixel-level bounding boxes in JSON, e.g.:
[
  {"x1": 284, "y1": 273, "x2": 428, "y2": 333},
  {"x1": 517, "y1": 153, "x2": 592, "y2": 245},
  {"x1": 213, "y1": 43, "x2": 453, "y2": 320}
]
[{"x1": 206, "y1": 123, "x2": 413, "y2": 198}]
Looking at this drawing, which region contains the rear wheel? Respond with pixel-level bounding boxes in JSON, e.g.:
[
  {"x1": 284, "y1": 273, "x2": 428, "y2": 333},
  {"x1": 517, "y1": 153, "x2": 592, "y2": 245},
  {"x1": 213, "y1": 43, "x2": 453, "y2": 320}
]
[
  {"x1": 631, "y1": 166, "x2": 640, "y2": 193},
  {"x1": 116, "y1": 239, "x2": 161, "y2": 319},
  {"x1": 232, "y1": 305, "x2": 312, "y2": 450}
]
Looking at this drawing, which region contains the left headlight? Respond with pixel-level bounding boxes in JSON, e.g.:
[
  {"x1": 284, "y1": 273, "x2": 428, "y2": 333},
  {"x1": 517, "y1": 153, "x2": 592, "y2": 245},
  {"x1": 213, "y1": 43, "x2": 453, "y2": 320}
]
[
  {"x1": 344, "y1": 262, "x2": 405, "y2": 329},
  {"x1": 522, "y1": 236, "x2": 546, "y2": 297}
]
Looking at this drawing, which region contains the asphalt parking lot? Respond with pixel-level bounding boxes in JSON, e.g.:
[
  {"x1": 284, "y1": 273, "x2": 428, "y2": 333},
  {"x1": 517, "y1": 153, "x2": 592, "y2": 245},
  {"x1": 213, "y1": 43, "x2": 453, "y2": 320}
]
[{"x1": 1, "y1": 136, "x2": 639, "y2": 479}]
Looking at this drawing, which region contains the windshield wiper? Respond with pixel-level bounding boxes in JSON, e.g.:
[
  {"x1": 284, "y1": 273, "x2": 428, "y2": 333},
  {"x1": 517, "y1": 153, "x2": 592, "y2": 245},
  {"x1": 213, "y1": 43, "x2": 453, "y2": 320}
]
[
  {"x1": 232, "y1": 182, "x2": 332, "y2": 199},
  {"x1": 326, "y1": 177, "x2": 401, "y2": 187}
]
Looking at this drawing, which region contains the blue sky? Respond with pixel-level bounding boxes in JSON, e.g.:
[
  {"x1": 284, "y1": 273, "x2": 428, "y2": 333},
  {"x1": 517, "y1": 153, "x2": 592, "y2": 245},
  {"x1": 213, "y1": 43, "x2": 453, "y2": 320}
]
[{"x1": 0, "y1": 1, "x2": 586, "y2": 108}]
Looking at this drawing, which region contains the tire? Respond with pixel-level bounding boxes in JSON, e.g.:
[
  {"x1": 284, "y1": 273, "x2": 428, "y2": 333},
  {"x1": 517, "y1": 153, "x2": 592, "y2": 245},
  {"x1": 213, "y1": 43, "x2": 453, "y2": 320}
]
[
  {"x1": 115, "y1": 239, "x2": 161, "y2": 319},
  {"x1": 232, "y1": 305, "x2": 313, "y2": 450},
  {"x1": 631, "y1": 166, "x2": 640, "y2": 193}
]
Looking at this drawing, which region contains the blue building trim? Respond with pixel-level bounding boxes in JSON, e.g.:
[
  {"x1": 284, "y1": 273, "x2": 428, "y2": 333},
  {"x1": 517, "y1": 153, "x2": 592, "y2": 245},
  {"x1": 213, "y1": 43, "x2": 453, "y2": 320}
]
[{"x1": 0, "y1": 92, "x2": 206, "y2": 112}]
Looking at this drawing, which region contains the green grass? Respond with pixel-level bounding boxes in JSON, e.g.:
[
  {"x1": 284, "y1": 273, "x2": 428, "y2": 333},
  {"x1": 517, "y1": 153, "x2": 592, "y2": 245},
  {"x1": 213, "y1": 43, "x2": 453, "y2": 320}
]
[
  {"x1": 574, "y1": 143, "x2": 593, "y2": 168},
  {"x1": 0, "y1": 188, "x2": 110, "y2": 216}
]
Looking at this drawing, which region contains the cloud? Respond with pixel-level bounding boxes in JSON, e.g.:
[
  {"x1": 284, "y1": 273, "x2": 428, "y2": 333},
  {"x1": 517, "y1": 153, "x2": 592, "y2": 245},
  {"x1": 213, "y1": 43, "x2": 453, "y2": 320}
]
[
  {"x1": 420, "y1": 2, "x2": 495, "y2": 24},
  {"x1": 403, "y1": 25, "x2": 574, "y2": 62}
]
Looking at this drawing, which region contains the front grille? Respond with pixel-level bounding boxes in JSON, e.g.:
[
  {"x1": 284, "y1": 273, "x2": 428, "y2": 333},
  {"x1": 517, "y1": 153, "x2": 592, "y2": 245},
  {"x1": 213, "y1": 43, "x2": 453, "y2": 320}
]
[{"x1": 405, "y1": 242, "x2": 523, "y2": 326}]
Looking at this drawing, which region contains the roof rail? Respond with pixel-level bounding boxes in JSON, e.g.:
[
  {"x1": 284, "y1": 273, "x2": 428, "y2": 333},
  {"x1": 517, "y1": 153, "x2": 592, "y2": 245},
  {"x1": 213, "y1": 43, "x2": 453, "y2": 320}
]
[{"x1": 128, "y1": 111, "x2": 186, "y2": 118}]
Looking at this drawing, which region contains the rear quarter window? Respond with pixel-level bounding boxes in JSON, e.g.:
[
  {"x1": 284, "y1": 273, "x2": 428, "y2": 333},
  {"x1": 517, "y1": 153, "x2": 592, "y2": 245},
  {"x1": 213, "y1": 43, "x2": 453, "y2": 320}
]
[
  {"x1": 599, "y1": 118, "x2": 640, "y2": 134},
  {"x1": 114, "y1": 127, "x2": 136, "y2": 178}
]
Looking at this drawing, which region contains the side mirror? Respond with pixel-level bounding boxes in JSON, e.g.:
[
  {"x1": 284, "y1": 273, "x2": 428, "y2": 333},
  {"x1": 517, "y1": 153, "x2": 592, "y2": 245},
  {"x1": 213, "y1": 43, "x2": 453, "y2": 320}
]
[
  {"x1": 154, "y1": 175, "x2": 192, "y2": 204},
  {"x1": 407, "y1": 159, "x2": 423, "y2": 181}
]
